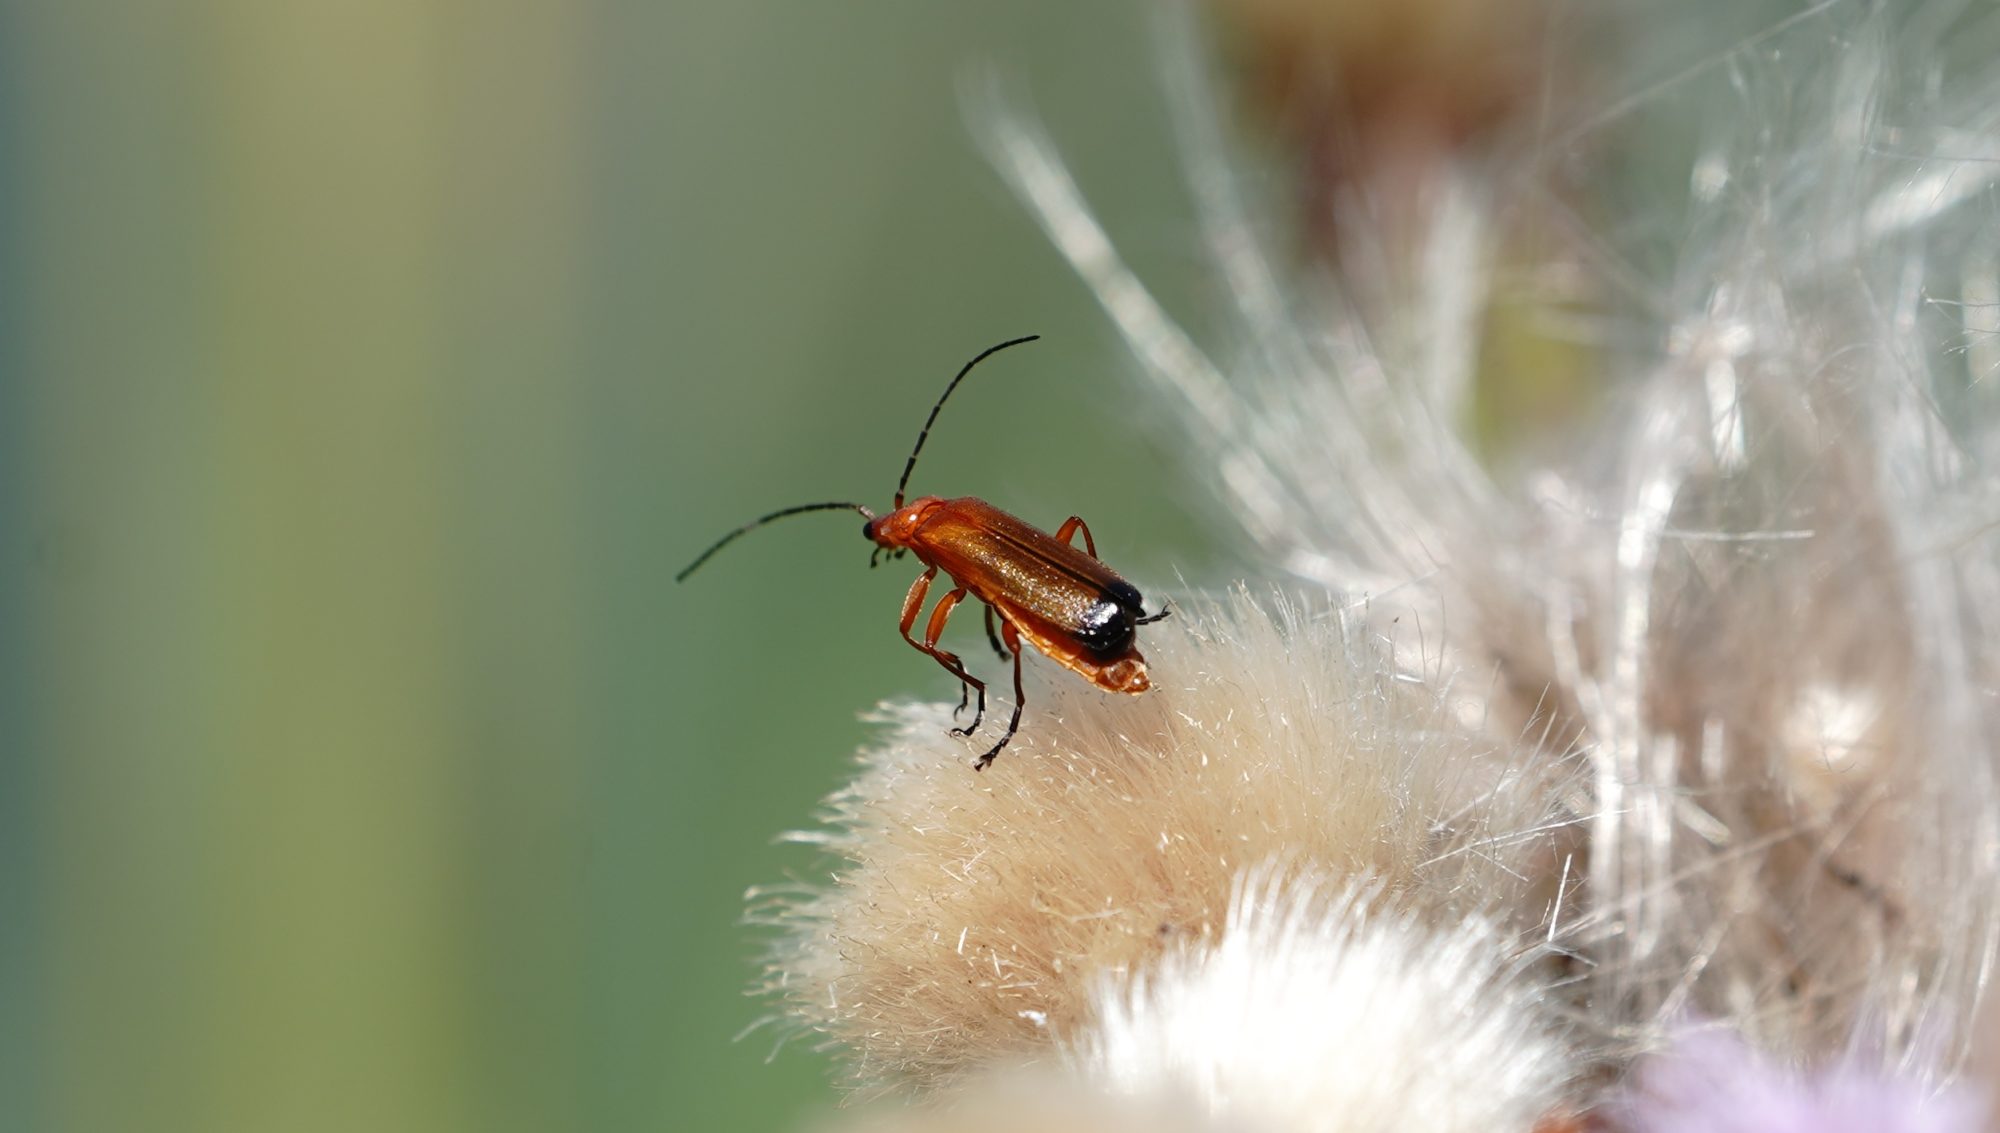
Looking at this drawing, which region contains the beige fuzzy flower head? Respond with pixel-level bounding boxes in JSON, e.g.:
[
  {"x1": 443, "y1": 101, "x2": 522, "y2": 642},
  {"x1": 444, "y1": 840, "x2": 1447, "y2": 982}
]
[{"x1": 753, "y1": 588, "x2": 1578, "y2": 1095}]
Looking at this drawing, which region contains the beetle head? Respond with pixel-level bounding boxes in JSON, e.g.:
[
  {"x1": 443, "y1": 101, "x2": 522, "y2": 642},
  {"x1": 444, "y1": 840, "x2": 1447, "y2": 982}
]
[{"x1": 866, "y1": 496, "x2": 943, "y2": 552}]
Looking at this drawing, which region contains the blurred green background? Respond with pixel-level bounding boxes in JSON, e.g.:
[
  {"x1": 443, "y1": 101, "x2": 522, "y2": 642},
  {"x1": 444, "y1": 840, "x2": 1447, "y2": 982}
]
[{"x1": 0, "y1": 3, "x2": 1215, "y2": 1131}]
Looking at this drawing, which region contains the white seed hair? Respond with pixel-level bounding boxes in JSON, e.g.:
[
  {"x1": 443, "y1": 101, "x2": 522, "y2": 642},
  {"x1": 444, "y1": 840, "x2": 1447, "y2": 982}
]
[{"x1": 1072, "y1": 868, "x2": 1573, "y2": 1133}]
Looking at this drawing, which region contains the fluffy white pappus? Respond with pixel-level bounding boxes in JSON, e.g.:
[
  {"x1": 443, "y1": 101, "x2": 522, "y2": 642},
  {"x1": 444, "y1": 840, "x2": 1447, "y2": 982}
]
[
  {"x1": 1071, "y1": 870, "x2": 1575, "y2": 1133},
  {"x1": 981, "y1": 3, "x2": 2000, "y2": 1079},
  {"x1": 813, "y1": 871, "x2": 1577, "y2": 1133},
  {"x1": 754, "y1": 589, "x2": 1579, "y2": 1097}
]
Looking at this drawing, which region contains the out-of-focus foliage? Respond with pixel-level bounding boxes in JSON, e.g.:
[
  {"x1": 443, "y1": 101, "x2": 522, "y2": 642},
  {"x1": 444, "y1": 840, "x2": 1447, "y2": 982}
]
[{"x1": 0, "y1": 3, "x2": 1211, "y2": 1131}]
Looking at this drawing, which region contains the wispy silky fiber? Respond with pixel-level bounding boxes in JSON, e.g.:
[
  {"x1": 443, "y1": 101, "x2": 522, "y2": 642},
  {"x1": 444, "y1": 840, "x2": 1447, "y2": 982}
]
[{"x1": 755, "y1": 589, "x2": 1577, "y2": 1095}]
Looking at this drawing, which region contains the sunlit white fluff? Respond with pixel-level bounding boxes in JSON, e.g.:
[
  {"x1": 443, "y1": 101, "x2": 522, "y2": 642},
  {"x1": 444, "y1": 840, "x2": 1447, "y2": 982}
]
[{"x1": 1073, "y1": 870, "x2": 1572, "y2": 1133}]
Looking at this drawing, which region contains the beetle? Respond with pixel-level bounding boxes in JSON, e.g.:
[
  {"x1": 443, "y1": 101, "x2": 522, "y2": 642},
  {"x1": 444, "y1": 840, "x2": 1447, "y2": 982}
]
[{"x1": 675, "y1": 335, "x2": 1168, "y2": 770}]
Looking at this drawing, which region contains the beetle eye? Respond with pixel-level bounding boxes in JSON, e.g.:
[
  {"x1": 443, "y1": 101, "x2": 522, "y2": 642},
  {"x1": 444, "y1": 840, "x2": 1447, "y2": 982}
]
[{"x1": 861, "y1": 519, "x2": 876, "y2": 541}]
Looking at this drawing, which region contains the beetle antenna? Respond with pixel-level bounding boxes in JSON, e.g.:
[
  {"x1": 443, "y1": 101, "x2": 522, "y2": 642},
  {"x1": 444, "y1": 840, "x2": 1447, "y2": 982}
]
[
  {"x1": 676, "y1": 501, "x2": 876, "y2": 582},
  {"x1": 894, "y1": 335, "x2": 1040, "y2": 507}
]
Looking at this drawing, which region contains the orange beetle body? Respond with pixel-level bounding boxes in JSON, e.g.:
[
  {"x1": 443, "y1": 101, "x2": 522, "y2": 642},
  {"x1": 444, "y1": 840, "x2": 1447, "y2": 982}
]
[
  {"x1": 868, "y1": 495, "x2": 1154, "y2": 695},
  {"x1": 677, "y1": 337, "x2": 1167, "y2": 770}
]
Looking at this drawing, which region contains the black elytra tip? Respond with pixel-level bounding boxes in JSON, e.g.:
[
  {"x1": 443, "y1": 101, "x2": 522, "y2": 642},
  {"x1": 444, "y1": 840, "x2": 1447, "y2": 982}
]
[{"x1": 1075, "y1": 597, "x2": 1137, "y2": 659}]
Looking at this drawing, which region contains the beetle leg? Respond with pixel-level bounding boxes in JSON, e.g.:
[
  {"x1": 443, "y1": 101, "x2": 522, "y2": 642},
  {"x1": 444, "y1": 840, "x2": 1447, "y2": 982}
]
[
  {"x1": 983, "y1": 604, "x2": 1010, "y2": 660},
  {"x1": 923, "y1": 587, "x2": 986, "y2": 735},
  {"x1": 898, "y1": 566, "x2": 937, "y2": 643},
  {"x1": 975, "y1": 619, "x2": 1028, "y2": 771},
  {"x1": 1054, "y1": 515, "x2": 1098, "y2": 558},
  {"x1": 901, "y1": 568, "x2": 987, "y2": 733}
]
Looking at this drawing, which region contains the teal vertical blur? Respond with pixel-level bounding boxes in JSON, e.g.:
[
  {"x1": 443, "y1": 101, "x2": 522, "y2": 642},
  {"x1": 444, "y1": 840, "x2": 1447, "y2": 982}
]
[
  {"x1": 0, "y1": 2, "x2": 42, "y2": 1127},
  {"x1": 5, "y1": 2, "x2": 1211, "y2": 1131}
]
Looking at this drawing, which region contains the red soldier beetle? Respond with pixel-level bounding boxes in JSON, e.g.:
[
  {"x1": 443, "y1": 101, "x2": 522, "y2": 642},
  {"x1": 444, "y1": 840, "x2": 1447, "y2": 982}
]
[{"x1": 675, "y1": 335, "x2": 1170, "y2": 770}]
